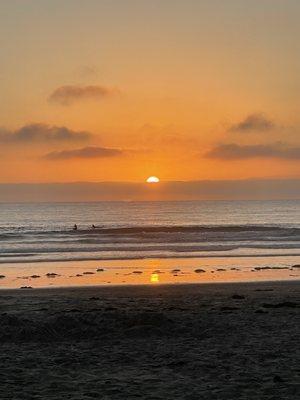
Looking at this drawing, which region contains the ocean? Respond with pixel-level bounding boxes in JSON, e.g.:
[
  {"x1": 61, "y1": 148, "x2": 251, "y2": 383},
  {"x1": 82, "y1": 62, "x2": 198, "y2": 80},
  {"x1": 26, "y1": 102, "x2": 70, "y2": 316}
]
[{"x1": 0, "y1": 200, "x2": 299, "y2": 264}]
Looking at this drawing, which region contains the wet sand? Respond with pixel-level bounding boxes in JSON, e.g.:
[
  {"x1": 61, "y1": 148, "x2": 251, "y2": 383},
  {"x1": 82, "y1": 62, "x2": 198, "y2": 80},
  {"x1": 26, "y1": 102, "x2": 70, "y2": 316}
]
[
  {"x1": 1, "y1": 255, "x2": 299, "y2": 288},
  {"x1": 0, "y1": 281, "x2": 299, "y2": 399}
]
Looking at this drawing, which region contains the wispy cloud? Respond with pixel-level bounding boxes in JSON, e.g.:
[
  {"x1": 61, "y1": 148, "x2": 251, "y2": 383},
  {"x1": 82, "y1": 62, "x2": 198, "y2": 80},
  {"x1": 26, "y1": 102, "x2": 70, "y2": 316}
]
[
  {"x1": 44, "y1": 146, "x2": 124, "y2": 160},
  {"x1": 229, "y1": 113, "x2": 275, "y2": 133},
  {"x1": 78, "y1": 66, "x2": 99, "y2": 79},
  {"x1": 48, "y1": 85, "x2": 119, "y2": 106},
  {"x1": 205, "y1": 143, "x2": 300, "y2": 160},
  {"x1": 0, "y1": 124, "x2": 92, "y2": 143}
]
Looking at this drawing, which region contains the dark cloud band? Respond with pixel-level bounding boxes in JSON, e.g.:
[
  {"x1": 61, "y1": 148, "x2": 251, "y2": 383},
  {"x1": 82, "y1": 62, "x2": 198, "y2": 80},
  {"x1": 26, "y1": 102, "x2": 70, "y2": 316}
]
[
  {"x1": 229, "y1": 113, "x2": 275, "y2": 133},
  {"x1": 0, "y1": 124, "x2": 91, "y2": 143},
  {"x1": 205, "y1": 143, "x2": 300, "y2": 160},
  {"x1": 44, "y1": 146, "x2": 123, "y2": 160},
  {"x1": 48, "y1": 85, "x2": 118, "y2": 106},
  {"x1": 0, "y1": 179, "x2": 299, "y2": 202}
]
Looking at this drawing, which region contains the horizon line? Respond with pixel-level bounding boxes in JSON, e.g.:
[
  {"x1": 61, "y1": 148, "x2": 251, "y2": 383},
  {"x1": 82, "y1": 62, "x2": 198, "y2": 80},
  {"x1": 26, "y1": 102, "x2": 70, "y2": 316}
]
[{"x1": 1, "y1": 177, "x2": 300, "y2": 185}]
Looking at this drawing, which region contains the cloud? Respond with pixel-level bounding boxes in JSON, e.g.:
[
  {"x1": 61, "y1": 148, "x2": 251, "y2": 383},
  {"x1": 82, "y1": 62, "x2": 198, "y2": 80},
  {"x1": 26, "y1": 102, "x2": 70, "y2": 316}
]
[
  {"x1": 0, "y1": 179, "x2": 299, "y2": 202},
  {"x1": 205, "y1": 143, "x2": 300, "y2": 160},
  {"x1": 44, "y1": 146, "x2": 124, "y2": 160},
  {"x1": 78, "y1": 66, "x2": 99, "y2": 79},
  {"x1": 229, "y1": 113, "x2": 275, "y2": 133},
  {"x1": 48, "y1": 85, "x2": 118, "y2": 106},
  {"x1": 0, "y1": 124, "x2": 92, "y2": 143}
]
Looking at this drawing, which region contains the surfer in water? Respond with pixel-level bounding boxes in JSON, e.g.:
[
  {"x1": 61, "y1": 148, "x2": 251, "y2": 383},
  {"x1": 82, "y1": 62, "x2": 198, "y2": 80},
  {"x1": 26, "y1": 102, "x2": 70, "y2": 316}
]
[{"x1": 73, "y1": 224, "x2": 78, "y2": 231}]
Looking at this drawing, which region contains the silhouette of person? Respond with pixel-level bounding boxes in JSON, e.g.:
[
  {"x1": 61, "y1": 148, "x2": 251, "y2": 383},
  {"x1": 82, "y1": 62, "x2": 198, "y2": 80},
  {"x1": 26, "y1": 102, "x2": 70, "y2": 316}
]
[
  {"x1": 92, "y1": 224, "x2": 96, "y2": 229},
  {"x1": 73, "y1": 224, "x2": 78, "y2": 231}
]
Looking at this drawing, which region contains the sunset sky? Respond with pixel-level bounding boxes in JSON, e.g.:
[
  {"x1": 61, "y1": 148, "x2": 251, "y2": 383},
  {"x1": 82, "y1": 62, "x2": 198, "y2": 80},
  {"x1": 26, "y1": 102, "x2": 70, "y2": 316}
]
[{"x1": 0, "y1": 1, "x2": 299, "y2": 196}]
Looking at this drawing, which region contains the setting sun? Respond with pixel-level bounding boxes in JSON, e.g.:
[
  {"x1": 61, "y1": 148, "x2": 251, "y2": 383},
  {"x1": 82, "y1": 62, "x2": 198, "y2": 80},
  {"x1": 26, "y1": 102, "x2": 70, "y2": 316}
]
[{"x1": 146, "y1": 176, "x2": 160, "y2": 183}]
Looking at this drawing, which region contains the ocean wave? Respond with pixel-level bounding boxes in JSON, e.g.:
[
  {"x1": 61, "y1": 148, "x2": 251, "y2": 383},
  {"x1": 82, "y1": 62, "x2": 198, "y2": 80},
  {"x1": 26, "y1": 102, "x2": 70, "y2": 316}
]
[
  {"x1": 1, "y1": 224, "x2": 299, "y2": 264},
  {"x1": 64, "y1": 225, "x2": 300, "y2": 235},
  {"x1": 1, "y1": 224, "x2": 299, "y2": 237},
  {"x1": 1, "y1": 251, "x2": 300, "y2": 264}
]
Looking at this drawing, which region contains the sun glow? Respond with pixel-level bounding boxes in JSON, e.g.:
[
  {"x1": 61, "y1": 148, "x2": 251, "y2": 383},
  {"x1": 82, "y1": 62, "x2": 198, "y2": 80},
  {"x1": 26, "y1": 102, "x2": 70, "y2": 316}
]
[{"x1": 146, "y1": 176, "x2": 160, "y2": 183}]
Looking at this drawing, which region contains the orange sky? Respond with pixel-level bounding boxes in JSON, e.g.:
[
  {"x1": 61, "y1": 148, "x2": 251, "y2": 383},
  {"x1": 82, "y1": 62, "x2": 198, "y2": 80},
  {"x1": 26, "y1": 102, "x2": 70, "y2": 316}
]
[{"x1": 0, "y1": 0, "x2": 299, "y2": 187}]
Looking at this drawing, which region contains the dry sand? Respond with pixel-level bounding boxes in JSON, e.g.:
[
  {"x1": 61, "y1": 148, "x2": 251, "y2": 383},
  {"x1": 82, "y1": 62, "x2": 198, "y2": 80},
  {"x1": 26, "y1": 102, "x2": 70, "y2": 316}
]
[{"x1": 0, "y1": 281, "x2": 299, "y2": 399}]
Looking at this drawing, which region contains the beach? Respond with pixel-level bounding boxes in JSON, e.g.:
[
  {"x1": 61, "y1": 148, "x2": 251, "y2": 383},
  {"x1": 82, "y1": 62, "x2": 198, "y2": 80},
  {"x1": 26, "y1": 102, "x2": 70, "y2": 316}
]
[
  {"x1": 2, "y1": 0, "x2": 300, "y2": 398},
  {"x1": 0, "y1": 200, "x2": 300, "y2": 290},
  {"x1": 0, "y1": 281, "x2": 299, "y2": 399},
  {"x1": 0, "y1": 256, "x2": 300, "y2": 289},
  {"x1": 0, "y1": 200, "x2": 299, "y2": 398}
]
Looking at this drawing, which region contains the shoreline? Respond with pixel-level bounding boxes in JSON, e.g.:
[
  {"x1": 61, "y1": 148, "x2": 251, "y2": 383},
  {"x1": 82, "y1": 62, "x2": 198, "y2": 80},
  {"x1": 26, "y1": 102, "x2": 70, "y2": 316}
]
[
  {"x1": 1, "y1": 277, "x2": 300, "y2": 292},
  {"x1": 1, "y1": 255, "x2": 299, "y2": 289},
  {"x1": 1, "y1": 250, "x2": 300, "y2": 265}
]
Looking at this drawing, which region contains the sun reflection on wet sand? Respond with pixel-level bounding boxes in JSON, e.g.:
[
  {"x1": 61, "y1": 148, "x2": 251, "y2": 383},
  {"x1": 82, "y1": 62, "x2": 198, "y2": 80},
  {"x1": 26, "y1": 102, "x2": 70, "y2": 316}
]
[{"x1": 150, "y1": 273, "x2": 159, "y2": 283}]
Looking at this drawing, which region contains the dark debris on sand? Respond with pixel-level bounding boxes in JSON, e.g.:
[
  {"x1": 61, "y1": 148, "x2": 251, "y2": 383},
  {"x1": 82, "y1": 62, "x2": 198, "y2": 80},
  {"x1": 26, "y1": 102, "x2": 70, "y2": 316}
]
[
  {"x1": 0, "y1": 281, "x2": 299, "y2": 400},
  {"x1": 45, "y1": 273, "x2": 59, "y2": 278},
  {"x1": 194, "y1": 268, "x2": 206, "y2": 273},
  {"x1": 231, "y1": 294, "x2": 245, "y2": 300},
  {"x1": 262, "y1": 301, "x2": 299, "y2": 309}
]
